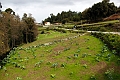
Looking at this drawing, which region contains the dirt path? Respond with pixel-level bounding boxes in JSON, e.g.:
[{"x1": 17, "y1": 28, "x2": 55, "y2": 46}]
[{"x1": 87, "y1": 31, "x2": 120, "y2": 35}]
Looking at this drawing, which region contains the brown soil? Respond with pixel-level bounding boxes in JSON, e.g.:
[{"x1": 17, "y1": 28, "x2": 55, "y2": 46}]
[
  {"x1": 90, "y1": 61, "x2": 120, "y2": 74},
  {"x1": 52, "y1": 45, "x2": 65, "y2": 53},
  {"x1": 90, "y1": 61, "x2": 107, "y2": 73},
  {"x1": 104, "y1": 13, "x2": 120, "y2": 20},
  {"x1": 80, "y1": 60, "x2": 88, "y2": 65}
]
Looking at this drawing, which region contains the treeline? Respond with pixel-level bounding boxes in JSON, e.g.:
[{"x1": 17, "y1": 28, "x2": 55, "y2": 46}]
[
  {"x1": 0, "y1": 8, "x2": 38, "y2": 56},
  {"x1": 44, "y1": 0, "x2": 120, "y2": 24},
  {"x1": 44, "y1": 10, "x2": 82, "y2": 24},
  {"x1": 83, "y1": 0, "x2": 118, "y2": 22}
]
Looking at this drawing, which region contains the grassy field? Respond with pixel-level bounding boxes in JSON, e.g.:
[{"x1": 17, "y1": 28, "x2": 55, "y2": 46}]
[
  {"x1": 63, "y1": 20, "x2": 119, "y2": 30},
  {"x1": 0, "y1": 30, "x2": 120, "y2": 80},
  {"x1": 77, "y1": 20, "x2": 119, "y2": 27},
  {"x1": 22, "y1": 30, "x2": 77, "y2": 48}
]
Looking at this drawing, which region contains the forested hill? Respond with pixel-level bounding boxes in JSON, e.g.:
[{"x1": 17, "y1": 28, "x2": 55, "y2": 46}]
[{"x1": 44, "y1": 0, "x2": 120, "y2": 24}]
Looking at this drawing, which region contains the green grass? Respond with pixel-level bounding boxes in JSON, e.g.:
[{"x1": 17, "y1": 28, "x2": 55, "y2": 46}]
[
  {"x1": 37, "y1": 30, "x2": 70, "y2": 40},
  {"x1": 64, "y1": 20, "x2": 119, "y2": 28},
  {"x1": 0, "y1": 31, "x2": 120, "y2": 80},
  {"x1": 75, "y1": 20, "x2": 120, "y2": 32},
  {"x1": 22, "y1": 30, "x2": 77, "y2": 48},
  {"x1": 78, "y1": 20, "x2": 119, "y2": 27}
]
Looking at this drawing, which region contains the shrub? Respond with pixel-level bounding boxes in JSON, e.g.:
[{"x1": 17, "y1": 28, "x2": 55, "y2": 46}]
[
  {"x1": 70, "y1": 30, "x2": 85, "y2": 33},
  {"x1": 105, "y1": 68, "x2": 114, "y2": 80},
  {"x1": 50, "y1": 74, "x2": 56, "y2": 78},
  {"x1": 69, "y1": 72, "x2": 74, "y2": 75},
  {"x1": 91, "y1": 32, "x2": 120, "y2": 56},
  {"x1": 41, "y1": 30, "x2": 45, "y2": 34},
  {"x1": 83, "y1": 64, "x2": 88, "y2": 68},
  {"x1": 53, "y1": 28, "x2": 67, "y2": 33},
  {"x1": 61, "y1": 63, "x2": 66, "y2": 68},
  {"x1": 90, "y1": 75, "x2": 96, "y2": 80},
  {"x1": 51, "y1": 63, "x2": 58, "y2": 69},
  {"x1": 16, "y1": 77, "x2": 22, "y2": 80},
  {"x1": 46, "y1": 27, "x2": 50, "y2": 31},
  {"x1": 99, "y1": 27, "x2": 107, "y2": 32},
  {"x1": 82, "y1": 53, "x2": 87, "y2": 58}
]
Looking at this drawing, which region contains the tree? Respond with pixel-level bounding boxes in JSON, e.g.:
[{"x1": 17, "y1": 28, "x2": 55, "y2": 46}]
[
  {"x1": 1, "y1": 11, "x2": 22, "y2": 48},
  {"x1": 5, "y1": 8, "x2": 13, "y2": 14},
  {"x1": 44, "y1": 10, "x2": 82, "y2": 23},
  {"x1": 102, "y1": 0, "x2": 110, "y2": 3},
  {"x1": 107, "y1": 2, "x2": 117, "y2": 16},
  {"x1": 0, "y1": 8, "x2": 38, "y2": 57},
  {"x1": 82, "y1": 8, "x2": 92, "y2": 21},
  {"x1": 22, "y1": 13, "x2": 38, "y2": 43},
  {"x1": 62, "y1": 19, "x2": 66, "y2": 24},
  {"x1": 116, "y1": 6, "x2": 120, "y2": 13},
  {"x1": 78, "y1": 12, "x2": 82, "y2": 20},
  {"x1": 82, "y1": 0, "x2": 117, "y2": 22},
  {"x1": 0, "y1": 20, "x2": 9, "y2": 55},
  {"x1": 50, "y1": 13, "x2": 56, "y2": 23},
  {"x1": 0, "y1": 2, "x2": 2, "y2": 13},
  {"x1": 0, "y1": 2, "x2": 2, "y2": 8},
  {"x1": 22, "y1": 13, "x2": 27, "y2": 20}
]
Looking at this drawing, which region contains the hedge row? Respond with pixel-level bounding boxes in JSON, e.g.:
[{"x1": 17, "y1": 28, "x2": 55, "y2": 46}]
[
  {"x1": 52, "y1": 28, "x2": 67, "y2": 33},
  {"x1": 91, "y1": 32, "x2": 120, "y2": 56}
]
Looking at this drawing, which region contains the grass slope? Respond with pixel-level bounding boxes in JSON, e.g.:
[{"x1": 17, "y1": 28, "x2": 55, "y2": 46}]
[{"x1": 0, "y1": 31, "x2": 120, "y2": 80}]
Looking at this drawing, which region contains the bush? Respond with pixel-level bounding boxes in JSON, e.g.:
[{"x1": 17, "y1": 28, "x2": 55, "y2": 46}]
[
  {"x1": 41, "y1": 31, "x2": 45, "y2": 34},
  {"x1": 91, "y1": 32, "x2": 120, "y2": 56},
  {"x1": 46, "y1": 27, "x2": 50, "y2": 31},
  {"x1": 53, "y1": 29, "x2": 67, "y2": 33},
  {"x1": 70, "y1": 30, "x2": 85, "y2": 33},
  {"x1": 99, "y1": 27, "x2": 107, "y2": 32}
]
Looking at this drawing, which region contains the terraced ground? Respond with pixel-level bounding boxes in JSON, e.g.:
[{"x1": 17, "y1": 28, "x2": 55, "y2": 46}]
[{"x1": 0, "y1": 30, "x2": 120, "y2": 80}]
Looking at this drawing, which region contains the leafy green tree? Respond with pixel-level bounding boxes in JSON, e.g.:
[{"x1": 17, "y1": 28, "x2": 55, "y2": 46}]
[
  {"x1": 78, "y1": 12, "x2": 82, "y2": 20},
  {"x1": 82, "y1": 8, "x2": 92, "y2": 22},
  {"x1": 102, "y1": 0, "x2": 110, "y2": 3},
  {"x1": 116, "y1": 6, "x2": 120, "y2": 13},
  {"x1": 107, "y1": 2, "x2": 117, "y2": 16},
  {"x1": 44, "y1": 10, "x2": 82, "y2": 23},
  {"x1": 82, "y1": 0, "x2": 117, "y2": 22},
  {"x1": 44, "y1": 0, "x2": 117, "y2": 23},
  {"x1": 62, "y1": 19, "x2": 66, "y2": 24}
]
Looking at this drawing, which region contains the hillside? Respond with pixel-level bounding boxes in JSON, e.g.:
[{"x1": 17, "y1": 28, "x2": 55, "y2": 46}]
[{"x1": 0, "y1": 30, "x2": 120, "y2": 80}]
